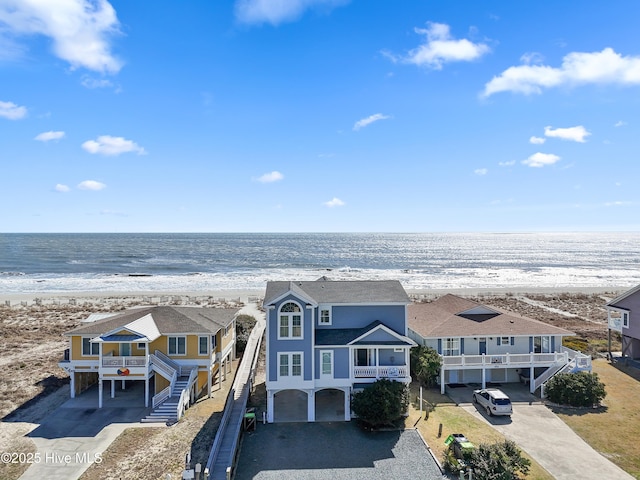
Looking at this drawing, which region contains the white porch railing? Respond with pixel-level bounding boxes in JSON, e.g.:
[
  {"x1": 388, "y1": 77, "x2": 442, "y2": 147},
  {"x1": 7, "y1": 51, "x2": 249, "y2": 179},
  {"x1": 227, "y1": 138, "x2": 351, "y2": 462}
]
[
  {"x1": 560, "y1": 346, "x2": 592, "y2": 371},
  {"x1": 101, "y1": 356, "x2": 147, "y2": 367},
  {"x1": 154, "y1": 350, "x2": 183, "y2": 376},
  {"x1": 353, "y1": 365, "x2": 409, "y2": 379},
  {"x1": 441, "y1": 352, "x2": 569, "y2": 368},
  {"x1": 176, "y1": 367, "x2": 199, "y2": 420}
]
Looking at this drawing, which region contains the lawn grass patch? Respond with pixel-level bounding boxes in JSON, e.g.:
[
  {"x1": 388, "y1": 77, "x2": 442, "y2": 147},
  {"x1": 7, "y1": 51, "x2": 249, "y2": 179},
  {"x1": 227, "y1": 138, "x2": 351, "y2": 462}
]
[
  {"x1": 550, "y1": 359, "x2": 640, "y2": 478},
  {"x1": 404, "y1": 383, "x2": 553, "y2": 480}
]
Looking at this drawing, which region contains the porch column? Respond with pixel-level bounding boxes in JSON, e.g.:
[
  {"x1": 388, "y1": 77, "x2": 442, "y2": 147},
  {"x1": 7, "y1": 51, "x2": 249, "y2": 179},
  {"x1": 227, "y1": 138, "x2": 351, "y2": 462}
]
[
  {"x1": 267, "y1": 390, "x2": 274, "y2": 423},
  {"x1": 307, "y1": 389, "x2": 315, "y2": 422},
  {"x1": 122, "y1": 379, "x2": 126, "y2": 389},
  {"x1": 481, "y1": 368, "x2": 486, "y2": 389},
  {"x1": 111, "y1": 379, "x2": 115, "y2": 398},
  {"x1": 70, "y1": 371, "x2": 76, "y2": 399},
  {"x1": 208, "y1": 368, "x2": 212, "y2": 398},
  {"x1": 440, "y1": 364, "x2": 446, "y2": 394},
  {"x1": 98, "y1": 379, "x2": 103, "y2": 408},
  {"x1": 529, "y1": 366, "x2": 535, "y2": 394},
  {"x1": 145, "y1": 377, "x2": 149, "y2": 407},
  {"x1": 344, "y1": 387, "x2": 351, "y2": 421}
]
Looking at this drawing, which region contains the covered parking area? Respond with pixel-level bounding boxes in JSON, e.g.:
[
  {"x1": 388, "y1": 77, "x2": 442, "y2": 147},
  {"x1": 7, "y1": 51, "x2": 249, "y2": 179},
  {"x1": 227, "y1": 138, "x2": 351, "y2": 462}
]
[{"x1": 271, "y1": 387, "x2": 351, "y2": 422}]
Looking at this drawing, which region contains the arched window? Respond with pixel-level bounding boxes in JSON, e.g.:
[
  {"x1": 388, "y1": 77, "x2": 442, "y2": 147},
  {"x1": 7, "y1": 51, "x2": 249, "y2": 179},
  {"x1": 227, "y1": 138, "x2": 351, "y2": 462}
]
[{"x1": 278, "y1": 301, "x2": 303, "y2": 339}]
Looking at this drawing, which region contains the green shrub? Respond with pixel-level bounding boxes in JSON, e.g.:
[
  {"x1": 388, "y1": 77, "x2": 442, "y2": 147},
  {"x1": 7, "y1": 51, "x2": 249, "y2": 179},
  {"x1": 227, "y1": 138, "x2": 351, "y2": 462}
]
[
  {"x1": 470, "y1": 440, "x2": 531, "y2": 480},
  {"x1": 545, "y1": 371, "x2": 606, "y2": 407},
  {"x1": 351, "y1": 379, "x2": 409, "y2": 428}
]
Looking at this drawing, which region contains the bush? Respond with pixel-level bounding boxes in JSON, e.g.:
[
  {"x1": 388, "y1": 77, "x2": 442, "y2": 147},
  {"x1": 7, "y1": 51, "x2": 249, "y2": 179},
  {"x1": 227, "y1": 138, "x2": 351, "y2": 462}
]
[
  {"x1": 545, "y1": 371, "x2": 606, "y2": 407},
  {"x1": 351, "y1": 379, "x2": 409, "y2": 428},
  {"x1": 235, "y1": 314, "x2": 257, "y2": 355},
  {"x1": 470, "y1": 440, "x2": 531, "y2": 480},
  {"x1": 410, "y1": 345, "x2": 441, "y2": 387}
]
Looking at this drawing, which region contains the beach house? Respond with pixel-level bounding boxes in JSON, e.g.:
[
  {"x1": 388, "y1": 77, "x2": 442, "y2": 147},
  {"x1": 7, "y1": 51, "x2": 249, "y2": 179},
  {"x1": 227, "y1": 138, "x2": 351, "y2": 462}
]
[
  {"x1": 59, "y1": 305, "x2": 237, "y2": 421},
  {"x1": 408, "y1": 294, "x2": 591, "y2": 394},
  {"x1": 606, "y1": 284, "x2": 640, "y2": 360},
  {"x1": 263, "y1": 278, "x2": 416, "y2": 423}
]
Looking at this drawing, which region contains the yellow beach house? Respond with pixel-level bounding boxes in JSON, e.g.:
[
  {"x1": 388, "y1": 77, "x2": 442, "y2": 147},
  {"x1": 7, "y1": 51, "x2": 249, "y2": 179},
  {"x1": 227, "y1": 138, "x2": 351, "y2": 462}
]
[{"x1": 59, "y1": 305, "x2": 237, "y2": 422}]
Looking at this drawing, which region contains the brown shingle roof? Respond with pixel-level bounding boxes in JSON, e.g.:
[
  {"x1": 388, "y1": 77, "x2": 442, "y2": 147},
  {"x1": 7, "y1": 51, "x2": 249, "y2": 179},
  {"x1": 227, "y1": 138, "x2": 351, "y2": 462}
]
[
  {"x1": 408, "y1": 294, "x2": 574, "y2": 338},
  {"x1": 64, "y1": 306, "x2": 239, "y2": 336}
]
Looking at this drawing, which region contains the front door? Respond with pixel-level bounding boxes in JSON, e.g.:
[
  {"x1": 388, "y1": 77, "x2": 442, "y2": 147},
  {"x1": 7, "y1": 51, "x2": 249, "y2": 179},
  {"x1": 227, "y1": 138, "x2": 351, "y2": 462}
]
[
  {"x1": 120, "y1": 343, "x2": 131, "y2": 356},
  {"x1": 479, "y1": 338, "x2": 487, "y2": 355}
]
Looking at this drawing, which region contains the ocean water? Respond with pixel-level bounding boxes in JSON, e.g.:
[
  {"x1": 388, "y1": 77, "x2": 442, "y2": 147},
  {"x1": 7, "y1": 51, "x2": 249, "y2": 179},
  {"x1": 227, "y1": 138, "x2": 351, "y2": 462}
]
[{"x1": 1, "y1": 232, "x2": 639, "y2": 294}]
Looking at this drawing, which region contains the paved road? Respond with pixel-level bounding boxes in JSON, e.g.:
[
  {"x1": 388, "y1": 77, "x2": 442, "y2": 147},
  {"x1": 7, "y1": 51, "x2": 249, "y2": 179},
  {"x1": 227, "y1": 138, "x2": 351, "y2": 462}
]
[
  {"x1": 448, "y1": 385, "x2": 633, "y2": 480},
  {"x1": 235, "y1": 422, "x2": 445, "y2": 480}
]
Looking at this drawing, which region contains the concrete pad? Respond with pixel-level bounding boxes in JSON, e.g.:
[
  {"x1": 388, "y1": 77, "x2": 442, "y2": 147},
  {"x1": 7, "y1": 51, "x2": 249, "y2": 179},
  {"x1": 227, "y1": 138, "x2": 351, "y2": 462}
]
[{"x1": 18, "y1": 380, "x2": 162, "y2": 480}]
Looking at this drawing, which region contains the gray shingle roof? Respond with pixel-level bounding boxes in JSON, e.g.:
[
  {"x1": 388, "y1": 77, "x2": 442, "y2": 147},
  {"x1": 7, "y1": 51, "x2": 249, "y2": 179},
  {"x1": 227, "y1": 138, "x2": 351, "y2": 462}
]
[
  {"x1": 408, "y1": 294, "x2": 574, "y2": 338},
  {"x1": 65, "y1": 305, "x2": 239, "y2": 336},
  {"x1": 264, "y1": 279, "x2": 410, "y2": 306},
  {"x1": 315, "y1": 320, "x2": 414, "y2": 346}
]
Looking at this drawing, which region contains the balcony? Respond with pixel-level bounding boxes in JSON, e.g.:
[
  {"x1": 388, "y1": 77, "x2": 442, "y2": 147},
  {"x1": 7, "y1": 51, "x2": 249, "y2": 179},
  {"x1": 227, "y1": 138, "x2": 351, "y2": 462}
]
[
  {"x1": 441, "y1": 352, "x2": 569, "y2": 369},
  {"x1": 353, "y1": 365, "x2": 409, "y2": 379},
  {"x1": 100, "y1": 355, "x2": 149, "y2": 376}
]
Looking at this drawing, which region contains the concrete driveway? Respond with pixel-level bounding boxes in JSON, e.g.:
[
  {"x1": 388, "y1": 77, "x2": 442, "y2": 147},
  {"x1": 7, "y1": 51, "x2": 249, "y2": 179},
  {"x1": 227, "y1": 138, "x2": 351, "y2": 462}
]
[
  {"x1": 19, "y1": 381, "x2": 161, "y2": 480},
  {"x1": 446, "y1": 383, "x2": 633, "y2": 480}
]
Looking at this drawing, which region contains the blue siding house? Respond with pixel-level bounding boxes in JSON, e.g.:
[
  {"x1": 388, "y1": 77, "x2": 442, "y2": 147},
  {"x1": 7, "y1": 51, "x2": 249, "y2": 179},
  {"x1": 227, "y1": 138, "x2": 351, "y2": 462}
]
[{"x1": 263, "y1": 278, "x2": 416, "y2": 423}]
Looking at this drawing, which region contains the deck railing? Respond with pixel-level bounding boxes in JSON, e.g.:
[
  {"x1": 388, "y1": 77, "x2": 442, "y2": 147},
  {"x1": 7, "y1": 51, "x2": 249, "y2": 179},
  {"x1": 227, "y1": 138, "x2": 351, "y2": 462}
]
[
  {"x1": 441, "y1": 352, "x2": 569, "y2": 368},
  {"x1": 353, "y1": 365, "x2": 409, "y2": 378},
  {"x1": 101, "y1": 356, "x2": 147, "y2": 367}
]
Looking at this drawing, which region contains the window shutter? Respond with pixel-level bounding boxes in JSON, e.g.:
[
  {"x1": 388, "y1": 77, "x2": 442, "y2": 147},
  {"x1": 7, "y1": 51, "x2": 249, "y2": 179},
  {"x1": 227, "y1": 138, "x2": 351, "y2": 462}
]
[
  {"x1": 437, "y1": 338, "x2": 442, "y2": 354},
  {"x1": 510, "y1": 337, "x2": 515, "y2": 346},
  {"x1": 496, "y1": 337, "x2": 501, "y2": 346},
  {"x1": 460, "y1": 338, "x2": 465, "y2": 355}
]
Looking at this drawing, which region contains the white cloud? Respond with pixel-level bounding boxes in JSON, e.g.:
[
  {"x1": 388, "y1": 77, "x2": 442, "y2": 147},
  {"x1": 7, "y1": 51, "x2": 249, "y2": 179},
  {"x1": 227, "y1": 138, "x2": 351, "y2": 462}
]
[
  {"x1": 324, "y1": 197, "x2": 345, "y2": 207},
  {"x1": 256, "y1": 171, "x2": 284, "y2": 183},
  {"x1": 235, "y1": 0, "x2": 348, "y2": 26},
  {"x1": 544, "y1": 125, "x2": 591, "y2": 143},
  {"x1": 529, "y1": 136, "x2": 546, "y2": 145},
  {"x1": 522, "y1": 152, "x2": 561, "y2": 168},
  {"x1": 483, "y1": 48, "x2": 640, "y2": 97},
  {"x1": 0, "y1": 0, "x2": 122, "y2": 73},
  {"x1": 520, "y1": 52, "x2": 544, "y2": 65},
  {"x1": 605, "y1": 201, "x2": 632, "y2": 207},
  {"x1": 474, "y1": 168, "x2": 488, "y2": 175},
  {"x1": 614, "y1": 120, "x2": 627, "y2": 127},
  {"x1": 0, "y1": 100, "x2": 27, "y2": 119},
  {"x1": 81, "y1": 75, "x2": 114, "y2": 89},
  {"x1": 387, "y1": 22, "x2": 490, "y2": 70},
  {"x1": 77, "y1": 180, "x2": 106, "y2": 190},
  {"x1": 353, "y1": 113, "x2": 390, "y2": 131},
  {"x1": 35, "y1": 130, "x2": 65, "y2": 142},
  {"x1": 54, "y1": 183, "x2": 70, "y2": 192},
  {"x1": 82, "y1": 135, "x2": 146, "y2": 156},
  {"x1": 498, "y1": 160, "x2": 516, "y2": 167}
]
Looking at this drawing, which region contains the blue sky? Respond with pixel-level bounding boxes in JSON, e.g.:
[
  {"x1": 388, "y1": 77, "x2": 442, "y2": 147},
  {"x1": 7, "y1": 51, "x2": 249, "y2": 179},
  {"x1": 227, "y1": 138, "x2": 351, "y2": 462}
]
[{"x1": 2, "y1": 0, "x2": 640, "y2": 233}]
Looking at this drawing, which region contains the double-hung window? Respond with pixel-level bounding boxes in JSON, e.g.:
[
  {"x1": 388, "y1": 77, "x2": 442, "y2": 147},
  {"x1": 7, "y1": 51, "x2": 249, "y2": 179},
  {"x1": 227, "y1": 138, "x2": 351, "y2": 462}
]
[
  {"x1": 82, "y1": 337, "x2": 99, "y2": 356},
  {"x1": 278, "y1": 302, "x2": 303, "y2": 339},
  {"x1": 168, "y1": 336, "x2": 186, "y2": 355},
  {"x1": 279, "y1": 352, "x2": 302, "y2": 378},
  {"x1": 623, "y1": 312, "x2": 630, "y2": 328},
  {"x1": 320, "y1": 350, "x2": 333, "y2": 377}
]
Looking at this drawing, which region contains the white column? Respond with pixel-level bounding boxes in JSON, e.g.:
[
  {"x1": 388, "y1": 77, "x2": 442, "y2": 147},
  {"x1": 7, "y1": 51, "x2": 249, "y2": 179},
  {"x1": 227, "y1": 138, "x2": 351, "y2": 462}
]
[
  {"x1": 145, "y1": 377, "x2": 149, "y2": 407},
  {"x1": 111, "y1": 379, "x2": 115, "y2": 398},
  {"x1": 267, "y1": 390, "x2": 274, "y2": 423},
  {"x1": 70, "y1": 371, "x2": 76, "y2": 399},
  {"x1": 440, "y1": 364, "x2": 446, "y2": 394},
  {"x1": 98, "y1": 379, "x2": 103, "y2": 408},
  {"x1": 122, "y1": 379, "x2": 126, "y2": 389},
  {"x1": 344, "y1": 387, "x2": 351, "y2": 421},
  {"x1": 481, "y1": 368, "x2": 486, "y2": 389},
  {"x1": 307, "y1": 389, "x2": 315, "y2": 422},
  {"x1": 208, "y1": 369, "x2": 212, "y2": 398}
]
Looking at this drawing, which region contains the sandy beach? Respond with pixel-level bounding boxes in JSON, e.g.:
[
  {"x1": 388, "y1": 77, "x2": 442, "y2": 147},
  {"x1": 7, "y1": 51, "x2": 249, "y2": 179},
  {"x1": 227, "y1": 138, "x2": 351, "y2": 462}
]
[{"x1": 0, "y1": 285, "x2": 627, "y2": 479}]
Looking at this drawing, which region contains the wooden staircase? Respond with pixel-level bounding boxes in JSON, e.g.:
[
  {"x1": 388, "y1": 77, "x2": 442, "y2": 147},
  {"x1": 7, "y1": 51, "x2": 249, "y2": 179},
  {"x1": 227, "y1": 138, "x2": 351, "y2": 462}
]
[{"x1": 141, "y1": 375, "x2": 190, "y2": 423}]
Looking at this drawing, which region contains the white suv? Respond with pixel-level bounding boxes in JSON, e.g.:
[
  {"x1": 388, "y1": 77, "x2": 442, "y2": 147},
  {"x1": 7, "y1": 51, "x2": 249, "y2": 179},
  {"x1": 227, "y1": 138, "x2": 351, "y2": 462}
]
[{"x1": 472, "y1": 388, "x2": 513, "y2": 416}]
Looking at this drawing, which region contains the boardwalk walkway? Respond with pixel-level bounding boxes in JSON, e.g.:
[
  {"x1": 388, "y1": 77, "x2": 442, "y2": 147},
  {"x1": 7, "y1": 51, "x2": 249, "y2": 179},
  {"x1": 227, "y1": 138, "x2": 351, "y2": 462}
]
[{"x1": 206, "y1": 303, "x2": 265, "y2": 479}]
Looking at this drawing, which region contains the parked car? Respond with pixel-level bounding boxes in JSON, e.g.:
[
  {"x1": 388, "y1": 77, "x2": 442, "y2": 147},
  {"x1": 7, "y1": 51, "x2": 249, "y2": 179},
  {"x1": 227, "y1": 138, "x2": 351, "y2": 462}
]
[{"x1": 472, "y1": 388, "x2": 512, "y2": 416}]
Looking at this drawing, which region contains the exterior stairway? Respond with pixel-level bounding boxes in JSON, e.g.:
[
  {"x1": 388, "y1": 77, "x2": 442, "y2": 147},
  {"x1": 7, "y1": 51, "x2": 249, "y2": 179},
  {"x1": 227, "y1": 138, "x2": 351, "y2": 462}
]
[{"x1": 141, "y1": 375, "x2": 190, "y2": 424}]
